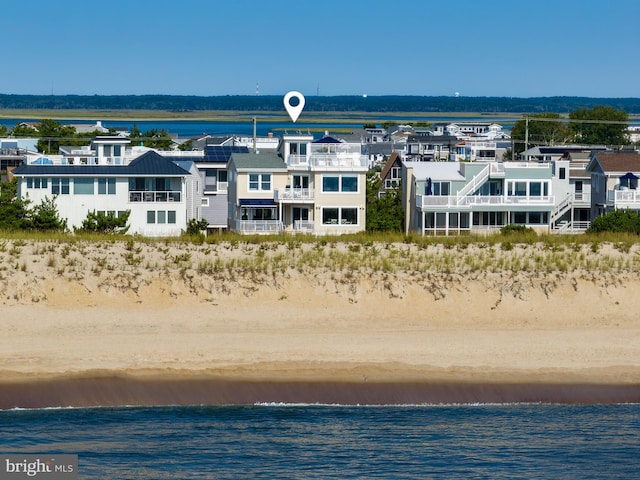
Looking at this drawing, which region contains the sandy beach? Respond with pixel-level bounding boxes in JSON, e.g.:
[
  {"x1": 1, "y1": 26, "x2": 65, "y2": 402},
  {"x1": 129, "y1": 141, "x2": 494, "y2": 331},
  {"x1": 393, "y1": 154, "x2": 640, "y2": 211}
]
[{"x1": 1, "y1": 237, "x2": 639, "y2": 407}]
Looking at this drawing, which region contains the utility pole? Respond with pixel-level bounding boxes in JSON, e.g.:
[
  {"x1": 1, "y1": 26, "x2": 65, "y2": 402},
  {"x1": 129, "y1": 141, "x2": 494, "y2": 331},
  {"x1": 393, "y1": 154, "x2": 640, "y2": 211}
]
[
  {"x1": 252, "y1": 117, "x2": 257, "y2": 153},
  {"x1": 524, "y1": 116, "x2": 529, "y2": 162}
]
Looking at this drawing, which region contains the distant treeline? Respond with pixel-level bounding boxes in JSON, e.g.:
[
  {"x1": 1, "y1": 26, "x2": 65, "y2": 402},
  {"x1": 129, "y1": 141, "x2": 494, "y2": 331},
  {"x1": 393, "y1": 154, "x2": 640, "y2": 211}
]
[{"x1": 1, "y1": 94, "x2": 640, "y2": 114}]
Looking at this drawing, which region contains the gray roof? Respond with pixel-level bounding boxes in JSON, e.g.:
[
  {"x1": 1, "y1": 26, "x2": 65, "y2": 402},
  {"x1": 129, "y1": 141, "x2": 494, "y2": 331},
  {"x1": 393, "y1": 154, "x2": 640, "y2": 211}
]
[
  {"x1": 230, "y1": 152, "x2": 287, "y2": 171},
  {"x1": 12, "y1": 151, "x2": 189, "y2": 177}
]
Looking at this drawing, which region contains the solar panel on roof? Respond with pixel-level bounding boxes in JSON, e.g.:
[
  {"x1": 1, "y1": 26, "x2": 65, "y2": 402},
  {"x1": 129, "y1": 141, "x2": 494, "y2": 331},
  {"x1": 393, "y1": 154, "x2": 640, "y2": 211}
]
[{"x1": 202, "y1": 145, "x2": 249, "y2": 162}]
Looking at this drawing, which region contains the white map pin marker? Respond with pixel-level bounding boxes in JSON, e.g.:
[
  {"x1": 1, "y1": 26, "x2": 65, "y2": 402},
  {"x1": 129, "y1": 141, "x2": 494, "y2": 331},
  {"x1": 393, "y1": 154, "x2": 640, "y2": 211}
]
[{"x1": 284, "y1": 91, "x2": 305, "y2": 123}]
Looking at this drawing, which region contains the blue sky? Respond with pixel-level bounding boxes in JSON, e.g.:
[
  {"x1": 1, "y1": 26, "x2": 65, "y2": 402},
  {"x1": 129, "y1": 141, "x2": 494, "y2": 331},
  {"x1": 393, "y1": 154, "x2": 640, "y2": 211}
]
[{"x1": 2, "y1": 0, "x2": 638, "y2": 98}]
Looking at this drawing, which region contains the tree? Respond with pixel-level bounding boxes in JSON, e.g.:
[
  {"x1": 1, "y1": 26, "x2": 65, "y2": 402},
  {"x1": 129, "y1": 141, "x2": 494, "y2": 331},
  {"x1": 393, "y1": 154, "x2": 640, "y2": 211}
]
[
  {"x1": 178, "y1": 139, "x2": 194, "y2": 151},
  {"x1": 131, "y1": 127, "x2": 172, "y2": 149},
  {"x1": 0, "y1": 179, "x2": 29, "y2": 230},
  {"x1": 23, "y1": 196, "x2": 67, "y2": 231},
  {"x1": 569, "y1": 105, "x2": 629, "y2": 146},
  {"x1": 510, "y1": 113, "x2": 569, "y2": 156},
  {"x1": 365, "y1": 169, "x2": 403, "y2": 232},
  {"x1": 35, "y1": 119, "x2": 77, "y2": 154},
  {"x1": 78, "y1": 210, "x2": 130, "y2": 234}
]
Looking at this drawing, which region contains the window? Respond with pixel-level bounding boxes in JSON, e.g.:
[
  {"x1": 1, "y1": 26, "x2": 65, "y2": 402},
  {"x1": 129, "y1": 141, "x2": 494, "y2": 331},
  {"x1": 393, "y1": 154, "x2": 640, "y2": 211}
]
[
  {"x1": 201, "y1": 198, "x2": 209, "y2": 207},
  {"x1": 168, "y1": 211, "x2": 176, "y2": 224},
  {"x1": 322, "y1": 175, "x2": 358, "y2": 193},
  {"x1": 341, "y1": 176, "x2": 358, "y2": 192},
  {"x1": 147, "y1": 211, "x2": 156, "y2": 224},
  {"x1": 248, "y1": 173, "x2": 271, "y2": 191},
  {"x1": 98, "y1": 178, "x2": 116, "y2": 195},
  {"x1": 74, "y1": 178, "x2": 94, "y2": 195},
  {"x1": 157, "y1": 211, "x2": 166, "y2": 224},
  {"x1": 26, "y1": 178, "x2": 47, "y2": 189},
  {"x1": 432, "y1": 182, "x2": 450, "y2": 196},
  {"x1": 322, "y1": 208, "x2": 339, "y2": 224},
  {"x1": 513, "y1": 212, "x2": 526, "y2": 224},
  {"x1": 530, "y1": 182, "x2": 542, "y2": 196},
  {"x1": 322, "y1": 176, "x2": 339, "y2": 192},
  {"x1": 559, "y1": 167, "x2": 566, "y2": 180},
  {"x1": 322, "y1": 207, "x2": 358, "y2": 225},
  {"x1": 290, "y1": 142, "x2": 307, "y2": 156},
  {"x1": 341, "y1": 208, "x2": 357, "y2": 224},
  {"x1": 51, "y1": 178, "x2": 70, "y2": 195}
]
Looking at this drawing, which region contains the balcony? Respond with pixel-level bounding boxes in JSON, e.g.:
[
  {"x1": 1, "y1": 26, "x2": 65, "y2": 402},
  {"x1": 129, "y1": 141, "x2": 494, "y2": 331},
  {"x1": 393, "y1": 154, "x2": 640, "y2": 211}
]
[
  {"x1": 129, "y1": 190, "x2": 182, "y2": 202},
  {"x1": 418, "y1": 194, "x2": 555, "y2": 209},
  {"x1": 609, "y1": 189, "x2": 640, "y2": 209},
  {"x1": 275, "y1": 187, "x2": 314, "y2": 202},
  {"x1": 235, "y1": 220, "x2": 283, "y2": 233},
  {"x1": 204, "y1": 180, "x2": 228, "y2": 194}
]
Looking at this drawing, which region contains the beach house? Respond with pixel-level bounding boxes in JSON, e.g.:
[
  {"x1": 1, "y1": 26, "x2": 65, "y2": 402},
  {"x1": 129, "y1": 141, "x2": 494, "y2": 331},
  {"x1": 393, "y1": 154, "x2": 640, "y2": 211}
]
[
  {"x1": 12, "y1": 136, "x2": 193, "y2": 236},
  {"x1": 403, "y1": 160, "x2": 556, "y2": 235},
  {"x1": 586, "y1": 151, "x2": 640, "y2": 218},
  {"x1": 226, "y1": 134, "x2": 368, "y2": 235}
]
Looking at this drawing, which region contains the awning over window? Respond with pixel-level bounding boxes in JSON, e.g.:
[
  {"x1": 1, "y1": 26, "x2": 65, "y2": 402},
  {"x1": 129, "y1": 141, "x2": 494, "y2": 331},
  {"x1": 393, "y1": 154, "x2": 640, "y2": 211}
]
[{"x1": 239, "y1": 198, "x2": 276, "y2": 206}]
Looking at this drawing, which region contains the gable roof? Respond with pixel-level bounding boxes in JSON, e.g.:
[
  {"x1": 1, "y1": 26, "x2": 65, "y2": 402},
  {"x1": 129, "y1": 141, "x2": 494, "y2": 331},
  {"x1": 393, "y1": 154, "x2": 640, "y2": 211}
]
[
  {"x1": 588, "y1": 152, "x2": 640, "y2": 174},
  {"x1": 379, "y1": 151, "x2": 401, "y2": 182},
  {"x1": 12, "y1": 150, "x2": 189, "y2": 177},
  {"x1": 230, "y1": 152, "x2": 287, "y2": 171}
]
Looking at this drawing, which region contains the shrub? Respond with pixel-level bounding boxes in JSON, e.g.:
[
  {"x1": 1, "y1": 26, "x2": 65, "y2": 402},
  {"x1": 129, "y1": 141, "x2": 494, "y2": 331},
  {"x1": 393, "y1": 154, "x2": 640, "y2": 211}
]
[
  {"x1": 186, "y1": 218, "x2": 209, "y2": 236},
  {"x1": 500, "y1": 224, "x2": 534, "y2": 235},
  {"x1": 587, "y1": 209, "x2": 640, "y2": 234},
  {"x1": 77, "y1": 210, "x2": 130, "y2": 234}
]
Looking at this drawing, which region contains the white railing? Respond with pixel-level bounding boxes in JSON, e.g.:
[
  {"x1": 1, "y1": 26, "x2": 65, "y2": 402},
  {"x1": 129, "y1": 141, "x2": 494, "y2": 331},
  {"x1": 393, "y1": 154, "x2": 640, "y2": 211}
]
[
  {"x1": 573, "y1": 192, "x2": 591, "y2": 204},
  {"x1": 287, "y1": 154, "x2": 309, "y2": 167},
  {"x1": 308, "y1": 154, "x2": 369, "y2": 168},
  {"x1": 551, "y1": 193, "x2": 573, "y2": 222},
  {"x1": 612, "y1": 189, "x2": 640, "y2": 206},
  {"x1": 293, "y1": 220, "x2": 314, "y2": 232},
  {"x1": 276, "y1": 187, "x2": 314, "y2": 201},
  {"x1": 419, "y1": 194, "x2": 555, "y2": 208},
  {"x1": 455, "y1": 164, "x2": 490, "y2": 202},
  {"x1": 204, "y1": 180, "x2": 228, "y2": 194},
  {"x1": 489, "y1": 163, "x2": 505, "y2": 175},
  {"x1": 504, "y1": 161, "x2": 551, "y2": 168},
  {"x1": 553, "y1": 220, "x2": 591, "y2": 234},
  {"x1": 129, "y1": 190, "x2": 181, "y2": 202},
  {"x1": 236, "y1": 220, "x2": 283, "y2": 233}
]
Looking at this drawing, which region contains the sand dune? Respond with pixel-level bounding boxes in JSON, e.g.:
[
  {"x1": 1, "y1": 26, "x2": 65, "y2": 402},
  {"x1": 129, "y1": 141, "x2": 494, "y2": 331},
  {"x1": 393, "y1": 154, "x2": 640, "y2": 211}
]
[{"x1": 1, "y1": 238, "x2": 639, "y2": 406}]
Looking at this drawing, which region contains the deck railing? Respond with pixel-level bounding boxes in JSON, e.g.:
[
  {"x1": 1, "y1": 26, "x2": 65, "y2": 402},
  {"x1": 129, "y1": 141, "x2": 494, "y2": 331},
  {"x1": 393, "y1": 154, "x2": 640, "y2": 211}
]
[
  {"x1": 129, "y1": 190, "x2": 181, "y2": 202},
  {"x1": 276, "y1": 187, "x2": 314, "y2": 201},
  {"x1": 418, "y1": 194, "x2": 555, "y2": 208},
  {"x1": 235, "y1": 220, "x2": 283, "y2": 233}
]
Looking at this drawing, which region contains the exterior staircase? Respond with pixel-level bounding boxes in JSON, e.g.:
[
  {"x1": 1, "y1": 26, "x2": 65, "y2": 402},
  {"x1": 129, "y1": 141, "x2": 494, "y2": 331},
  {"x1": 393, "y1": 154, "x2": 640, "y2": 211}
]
[{"x1": 456, "y1": 164, "x2": 490, "y2": 205}]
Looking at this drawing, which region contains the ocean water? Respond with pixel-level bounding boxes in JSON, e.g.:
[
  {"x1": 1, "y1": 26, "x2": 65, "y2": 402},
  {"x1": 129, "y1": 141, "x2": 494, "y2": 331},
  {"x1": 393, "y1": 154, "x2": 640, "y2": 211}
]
[{"x1": 1, "y1": 404, "x2": 638, "y2": 479}]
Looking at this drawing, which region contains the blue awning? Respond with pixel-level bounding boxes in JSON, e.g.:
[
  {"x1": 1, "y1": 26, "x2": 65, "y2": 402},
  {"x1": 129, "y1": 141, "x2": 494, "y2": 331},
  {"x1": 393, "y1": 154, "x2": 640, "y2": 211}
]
[{"x1": 240, "y1": 198, "x2": 276, "y2": 206}]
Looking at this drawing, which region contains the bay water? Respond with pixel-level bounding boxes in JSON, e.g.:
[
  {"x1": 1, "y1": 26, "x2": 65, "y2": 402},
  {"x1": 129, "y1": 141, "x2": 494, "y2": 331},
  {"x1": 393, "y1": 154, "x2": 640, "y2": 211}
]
[{"x1": 1, "y1": 403, "x2": 638, "y2": 479}]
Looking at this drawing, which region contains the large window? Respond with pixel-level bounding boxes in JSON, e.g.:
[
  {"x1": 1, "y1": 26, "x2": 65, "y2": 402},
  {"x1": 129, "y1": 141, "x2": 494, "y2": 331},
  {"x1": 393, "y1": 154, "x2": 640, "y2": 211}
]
[
  {"x1": 248, "y1": 173, "x2": 271, "y2": 191},
  {"x1": 322, "y1": 207, "x2": 358, "y2": 225},
  {"x1": 322, "y1": 175, "x2": 358, "y2": 193},
  {"x1": 98, "y1": 178, "x2": 116, "y2": 195},
  {"x1": 51, "y1": 178, "x2": 70, "y2": 195},
  {"x1": 74, "y1": 178, "x2": 94, "y2": 195}
]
